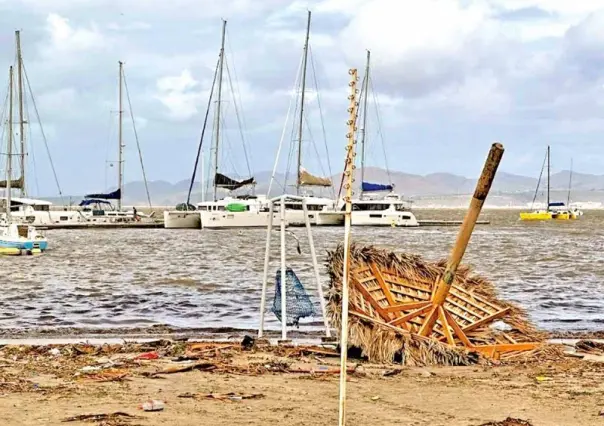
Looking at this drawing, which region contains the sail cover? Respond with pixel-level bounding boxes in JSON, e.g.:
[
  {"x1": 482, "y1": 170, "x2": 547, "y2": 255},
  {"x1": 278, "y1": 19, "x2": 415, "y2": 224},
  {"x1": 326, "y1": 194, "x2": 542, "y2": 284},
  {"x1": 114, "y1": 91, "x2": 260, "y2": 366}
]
[
  {"x1": 298, "y1": 167, "x2": 331, "y2": 187},
  {"x1": 362, "y1": 181, "x2": 394, "y2": 192},
  {"x1": 79, "y1": 199, "x2": 112, "y2": 207},
  {"x1": 548, "y1": 202, "x2": 565, "y2": 207},
  {"x1": 84, "y1": 188, "x2": 121, "y2": 200},
  {"x1": 0, "y1": 176, "x2": 24, "y2": 189},
  {"x1": 214, "y1": 173, "x2": 255, "y2": 191}
]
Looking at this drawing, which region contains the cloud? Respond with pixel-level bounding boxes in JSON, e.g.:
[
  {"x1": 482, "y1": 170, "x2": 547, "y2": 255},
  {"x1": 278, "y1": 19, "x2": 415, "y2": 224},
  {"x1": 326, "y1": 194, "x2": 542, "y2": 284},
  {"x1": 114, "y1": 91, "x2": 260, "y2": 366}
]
[{"x1": 3, "y1": 0, "x2": 604, "y2": 197}]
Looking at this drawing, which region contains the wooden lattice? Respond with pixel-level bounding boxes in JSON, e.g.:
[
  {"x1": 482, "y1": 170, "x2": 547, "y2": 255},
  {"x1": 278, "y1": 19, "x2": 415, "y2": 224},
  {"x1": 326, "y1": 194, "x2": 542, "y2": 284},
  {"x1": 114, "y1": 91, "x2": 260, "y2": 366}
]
[{"x1": 349, "y1": 262, "x2": 538, "y2": 358}]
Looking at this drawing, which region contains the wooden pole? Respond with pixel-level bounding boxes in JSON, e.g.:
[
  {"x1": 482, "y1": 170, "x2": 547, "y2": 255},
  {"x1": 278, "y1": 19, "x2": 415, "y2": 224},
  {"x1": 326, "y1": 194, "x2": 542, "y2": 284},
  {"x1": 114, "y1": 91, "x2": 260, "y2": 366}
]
[
  {"x1": 419, "y1": 142, "x2": 504, "y2": 336},
  {"x1": 338, "y1": 68, "x2": 360, "y2": 426},
  {"x1": 258, "y1": 200, "x2": 274, "y2": 338}
]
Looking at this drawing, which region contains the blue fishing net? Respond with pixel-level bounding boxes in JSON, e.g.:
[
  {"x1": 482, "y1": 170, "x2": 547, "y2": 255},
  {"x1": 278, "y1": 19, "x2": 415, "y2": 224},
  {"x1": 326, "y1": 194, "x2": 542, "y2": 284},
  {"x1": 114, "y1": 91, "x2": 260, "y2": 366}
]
[{"x1": 272, "y1": 267, "x2": 316, "y2": 327}]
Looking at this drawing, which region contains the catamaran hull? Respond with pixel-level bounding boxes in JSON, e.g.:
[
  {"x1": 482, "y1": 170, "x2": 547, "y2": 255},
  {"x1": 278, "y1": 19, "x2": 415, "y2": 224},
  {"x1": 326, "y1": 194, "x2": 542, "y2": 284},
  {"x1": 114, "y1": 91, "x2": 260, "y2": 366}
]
[
  {"x1": 201, "y1": 211, "x2": 282, "y2": 229},
  {"x1": 163, "y1": 211, "x2": 201, "y2": 229},
  {"x1": 285, "y1": 210, "x2": 344, "y2": 226},
  {"x1": 350, "y1": 211, "x2": 419, "y2": 227}
]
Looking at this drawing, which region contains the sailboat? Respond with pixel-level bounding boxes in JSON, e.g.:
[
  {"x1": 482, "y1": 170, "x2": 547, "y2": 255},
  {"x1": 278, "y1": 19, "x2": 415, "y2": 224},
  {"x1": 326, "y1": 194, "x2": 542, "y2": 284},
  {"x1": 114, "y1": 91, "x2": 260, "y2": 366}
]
[
  {"x1": 342, "y1": 50, "x2": 418, "y2": 227},
  {"x1": 268, "y1": 11, "x2": 344, "y2": 227},
  {"x1": 188, "y1": 20, "x2": 270, "y2": 229},
  {"x1": 77, "y1": 61, "x2": 153, "y2": 224},
  {"x1": 520, "y1": 145, "x2": 571, "y2": 221},
  {"x1": 0, "y1": 65, "x2": 47, "y2": 254}
]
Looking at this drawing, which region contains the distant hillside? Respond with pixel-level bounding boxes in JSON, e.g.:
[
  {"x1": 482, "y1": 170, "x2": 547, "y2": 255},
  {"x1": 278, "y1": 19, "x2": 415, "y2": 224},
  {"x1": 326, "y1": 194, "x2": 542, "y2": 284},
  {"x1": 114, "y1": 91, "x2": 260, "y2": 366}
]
[{"x1": 41, "y1": 167, "x2": 604, "y2": 208}]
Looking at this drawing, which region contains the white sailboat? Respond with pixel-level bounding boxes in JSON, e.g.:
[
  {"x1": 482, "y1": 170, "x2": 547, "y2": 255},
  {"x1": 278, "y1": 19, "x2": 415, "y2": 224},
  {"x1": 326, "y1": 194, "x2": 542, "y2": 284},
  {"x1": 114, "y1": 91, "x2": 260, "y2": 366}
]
[
  {"x1": 341, "y1": 50, "x2": 418, "y2": 227},
  {"x1": 269, "y1": 11, "x2": 344, "y2": 227},
  {"x1": 0, "y1": 65, "x2": 47, "y2": 254},
  {"x1": 76, "y1": 61, "x2": 154, "y2": 224}
]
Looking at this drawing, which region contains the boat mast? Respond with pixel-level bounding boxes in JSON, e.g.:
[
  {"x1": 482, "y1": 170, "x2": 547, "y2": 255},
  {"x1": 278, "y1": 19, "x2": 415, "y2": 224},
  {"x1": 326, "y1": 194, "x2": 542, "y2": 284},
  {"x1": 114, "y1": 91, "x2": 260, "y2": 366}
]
[
  {"x1": 212, "y1": 19, "x2": 226, "y2": 202},
  {"x1": 546, "y1": 145, "x2": 550, "y2": 212},
  {"x1": 295, "y1": 10, "x2": 311, "y2": 196},
  {"x1": 118, "y1": 61, "x2": 124, "y2": 211},
  {"x1": 567, "y1": 158, "x2": 573, "y2": 207},
  {"x1": 359, "y1": 50, "x2": 370, "y2": 197},
  {"x1": 6, "y1": 66, "x2": 14, "y2": 220},
  {"x1": 15, "y1": 31, "x2": 25, "y2": 197}
]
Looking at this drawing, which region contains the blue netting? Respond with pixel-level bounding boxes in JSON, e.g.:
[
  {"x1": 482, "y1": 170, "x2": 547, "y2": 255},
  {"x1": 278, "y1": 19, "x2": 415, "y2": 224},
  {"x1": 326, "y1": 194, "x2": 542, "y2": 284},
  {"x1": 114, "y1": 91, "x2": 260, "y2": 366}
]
[{"x1": 272, "y1": 267, "x2": 316, "y2": 327}]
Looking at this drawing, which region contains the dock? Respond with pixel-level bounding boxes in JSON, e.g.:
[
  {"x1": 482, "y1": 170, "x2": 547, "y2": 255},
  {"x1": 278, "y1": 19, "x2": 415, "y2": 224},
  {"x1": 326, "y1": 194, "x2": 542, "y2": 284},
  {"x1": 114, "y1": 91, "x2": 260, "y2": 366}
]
[
  {"x1": 39, "y1": 222, "x2": 164, "y2": 230},
  {"x1": 418, "y1": 220, "x2": 490, "y2": 227}
]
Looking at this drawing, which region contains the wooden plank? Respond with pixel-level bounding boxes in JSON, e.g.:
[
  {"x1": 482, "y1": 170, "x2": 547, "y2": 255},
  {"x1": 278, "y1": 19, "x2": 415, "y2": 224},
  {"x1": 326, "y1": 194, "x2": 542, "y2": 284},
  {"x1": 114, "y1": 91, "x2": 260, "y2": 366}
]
[
  {"x1": 384, "y1": 301, "x2": 431, "y2": 313},
  {"x1": 417, "y1": 305, "x2": 439, "y2": 337},
  {"x1": 385, "y1": 276, "x2": 433, "y2": 293},
  {"x1": 350, "y1": 276, "x2": 389, "y2": 321},
  {"x1": 443, "y1": 308, "x2": 473, "y2": 347},
  {"x1": 352, "y1": 267, "x2": 370, "y2": 275},
  {"x1": 438, "y1": 306, "x2": 455, "y2": 346},
  {"x1": 388, "y1": 304, "x2": 434, "y2": 327},
  {"x1": 460, "y1": 307, "x2": 511, "y2": 334},
  {"x1": 450, "y1": 287, "x2": 503, "y2": 312},
  {"x1": 471, "y1": 343, "x2": 539, "y2": 354},
  {"x1": 369, "y1": 263, "x2": 396, "y2": 306}
]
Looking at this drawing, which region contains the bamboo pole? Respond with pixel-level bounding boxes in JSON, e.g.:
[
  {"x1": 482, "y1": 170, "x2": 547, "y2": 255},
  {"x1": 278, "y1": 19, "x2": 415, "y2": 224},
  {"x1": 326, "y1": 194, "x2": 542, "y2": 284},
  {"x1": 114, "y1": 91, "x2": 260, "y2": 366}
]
[
  {"x1": 338, "y1": 68, "x2": 360, "y2": 426},
  {"x1": 419, "y1": 142, "x2": 504, "y2": 337}
]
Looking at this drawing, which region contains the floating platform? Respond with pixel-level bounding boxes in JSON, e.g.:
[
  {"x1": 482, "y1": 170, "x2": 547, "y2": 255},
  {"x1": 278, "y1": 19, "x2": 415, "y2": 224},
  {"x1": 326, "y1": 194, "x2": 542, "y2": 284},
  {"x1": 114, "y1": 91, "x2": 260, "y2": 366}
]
[
  {"x1": 418, "y1": 220, "x2": 490, "y2": 227},
  {"x1": 38, "y1": 222, "x2": 164, "y2": 230}
]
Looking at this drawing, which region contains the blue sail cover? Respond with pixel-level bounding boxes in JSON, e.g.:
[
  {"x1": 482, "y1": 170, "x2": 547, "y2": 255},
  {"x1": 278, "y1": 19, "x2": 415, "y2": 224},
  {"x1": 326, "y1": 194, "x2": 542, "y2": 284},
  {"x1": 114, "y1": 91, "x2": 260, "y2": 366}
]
[
  {"x1": 84, "y1": 188, "x2": 121, "y2": 200},
  {"x1": 549, "y1": 202, "x2": 565, "y2": 207},
  {"x1": 78, "y1": 199, "x2": 112, "y2": 207},
  {"x1": 362, "y1": 181, "x2": 394, "y2": 192}
]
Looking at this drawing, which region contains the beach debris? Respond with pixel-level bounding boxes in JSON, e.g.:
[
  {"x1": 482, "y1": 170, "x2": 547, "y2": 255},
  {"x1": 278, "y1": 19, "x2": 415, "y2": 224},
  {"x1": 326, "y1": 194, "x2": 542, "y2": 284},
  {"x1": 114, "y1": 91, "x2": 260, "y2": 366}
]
[
  {"x1": 179, "y1": 392, "x2": 265, "y2": 402},
  {"x1": 478, "y1": 418, "x2": 533, "y2": 426},
  {"x1": 382, "y1": 369, "x2": 403, "y2": 377},
  {"x1": 575, "y1": 340, "x2": 604, "y2": 355},
  {"x1": 241, "y1": 335, "x2": 255, "y2": 350},
  {"x1": 49, "y1": 348, "x2": 61, "y2": 357},
  {"x1": 62, "y1": 412, "x2": 139, "y2": 423},
  {"x1": 326, "y1": 143, "x2": 547, "y2": 366},
  {"x1": 153, "y1": 361, "x2": 217, "y2": 375},
  {"x1": 134, "y1": 351, "x2": 159, "y2": 360},
  {"x1": 370, "y1": 395, "x2": 380, "y2": 401},
  {"x1": 140, "y1": 399, "x2": 165, "y2": 411}
]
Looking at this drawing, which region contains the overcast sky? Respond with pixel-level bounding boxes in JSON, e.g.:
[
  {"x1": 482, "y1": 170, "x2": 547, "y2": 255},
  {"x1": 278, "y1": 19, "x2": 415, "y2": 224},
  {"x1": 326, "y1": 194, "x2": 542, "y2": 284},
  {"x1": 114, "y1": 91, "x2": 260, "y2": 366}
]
[{"x1": 1, "y1": 0, "x2": 604, "y2": 196}]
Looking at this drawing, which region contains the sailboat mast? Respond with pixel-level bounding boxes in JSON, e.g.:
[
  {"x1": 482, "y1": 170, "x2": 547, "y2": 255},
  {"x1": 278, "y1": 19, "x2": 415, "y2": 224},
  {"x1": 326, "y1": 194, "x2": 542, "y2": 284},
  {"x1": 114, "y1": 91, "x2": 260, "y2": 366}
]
[
  {"x1": 567, "y1": 158, "x2": 573, "y2": 207},
  {"x1": 295, "y1": 10, "x2": 311, "y2": 196},
  {"x1": 118, "y1": 61, "x2": 124, "y2": 211},
  {"x1": 7, "y1": 66, "x2": 14, "y2": 219},
  {"x1": 213, "y1": 19, "x2": 227, "y2": 202},
  {"x1": 15, "y1": 31, "x2": 25, "y2": 197},
  {"x1": 360, "y1": 50, "x2": 370, "y2": 195},
  {"x1": 546, "y1": 145, "x2": 550, "y2": 212}
]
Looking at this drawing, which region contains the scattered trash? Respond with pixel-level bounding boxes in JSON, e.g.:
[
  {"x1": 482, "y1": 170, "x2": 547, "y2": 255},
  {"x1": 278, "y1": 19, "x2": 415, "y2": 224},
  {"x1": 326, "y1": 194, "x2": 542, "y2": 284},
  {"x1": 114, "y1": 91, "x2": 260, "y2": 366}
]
[
  {"x1": 62, "y1": 412, "x2": 139, "y2": 422},
  {"x1": 575, "y1": 340, "x2": 604, "y2": 355},
  {"x1": 382, "y1": 369, "x2": 403, "y2": 377},
  {"x1": 135, "y1": 351, "x2": 159, "y2": 360},
  {"x1": 241, "y1": 335, "x2": 255, "y2": 350},
  {"x1": 479, "y1": 418, "x2": 533, "y2": 426},
  {"x1": 154, "y1": 361, "x2": 217, "y2": 375},
  {"x1": 179, "y1": 392, "x2": 264, "y2": 402},
  {"x1": 49, "y1": 348, "x2": 61, "y2": 357},
  {"x1": 490, "y1": 320, "x2": 513, "y2": 332},
  {"x1": 140, "y1": 399, "x2": 165, "y2": 412},
  {"x1": 80, "y1": 366, "x2": 102, "y2": 373},
  {"x1": 534, "y1": 375, "x2": 550, "y2": 383}
]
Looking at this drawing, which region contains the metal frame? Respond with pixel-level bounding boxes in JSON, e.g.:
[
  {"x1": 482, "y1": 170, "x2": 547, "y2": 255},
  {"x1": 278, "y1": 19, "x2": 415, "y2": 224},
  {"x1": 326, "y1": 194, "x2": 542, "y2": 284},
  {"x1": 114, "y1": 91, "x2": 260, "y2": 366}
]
[{"x1": 258, "y1": 194, "x2": 331, "y2": 340}]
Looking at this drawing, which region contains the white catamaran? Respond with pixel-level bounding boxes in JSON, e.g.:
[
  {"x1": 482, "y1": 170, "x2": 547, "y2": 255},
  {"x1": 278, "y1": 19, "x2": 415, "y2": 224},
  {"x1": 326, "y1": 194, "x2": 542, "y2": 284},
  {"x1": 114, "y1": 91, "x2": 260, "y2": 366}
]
[{"x1": 340, "y1": 50, "x2": 418, "y2": 227}]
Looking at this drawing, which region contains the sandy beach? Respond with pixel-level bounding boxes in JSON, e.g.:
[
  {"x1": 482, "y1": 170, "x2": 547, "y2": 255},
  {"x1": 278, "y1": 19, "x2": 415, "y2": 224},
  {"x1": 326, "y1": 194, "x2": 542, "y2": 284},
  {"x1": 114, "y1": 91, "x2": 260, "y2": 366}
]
[{"x1": 0, "y1": 339, "x2": 602, "y2": 426}]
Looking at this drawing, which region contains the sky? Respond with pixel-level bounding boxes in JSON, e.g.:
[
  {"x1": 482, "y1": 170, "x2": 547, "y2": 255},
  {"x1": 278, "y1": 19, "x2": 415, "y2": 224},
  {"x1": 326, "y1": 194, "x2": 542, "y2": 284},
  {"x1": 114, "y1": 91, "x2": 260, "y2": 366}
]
[{"x1": 1, "y1": 0, "x2": 604, "y2": 196}]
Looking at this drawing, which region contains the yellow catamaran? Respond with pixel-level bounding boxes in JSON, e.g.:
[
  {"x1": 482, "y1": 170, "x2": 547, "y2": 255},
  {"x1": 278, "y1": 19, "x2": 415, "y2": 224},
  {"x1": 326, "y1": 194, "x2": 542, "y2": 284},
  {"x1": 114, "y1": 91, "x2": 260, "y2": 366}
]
[{"x1": 519, "y1": 146, "x2": 579, "y2": 221}]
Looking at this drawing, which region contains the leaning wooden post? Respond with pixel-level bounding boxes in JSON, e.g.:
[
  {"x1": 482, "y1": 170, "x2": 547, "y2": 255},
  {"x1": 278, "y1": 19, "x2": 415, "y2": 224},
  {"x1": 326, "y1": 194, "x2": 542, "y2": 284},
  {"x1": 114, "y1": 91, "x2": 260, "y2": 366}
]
[
  {"x1": 338, "y1": 68, "x2": 359, "y2": 426},
  {"x1": 419, "y1": 142, "x2": 504, "y2": 337}
]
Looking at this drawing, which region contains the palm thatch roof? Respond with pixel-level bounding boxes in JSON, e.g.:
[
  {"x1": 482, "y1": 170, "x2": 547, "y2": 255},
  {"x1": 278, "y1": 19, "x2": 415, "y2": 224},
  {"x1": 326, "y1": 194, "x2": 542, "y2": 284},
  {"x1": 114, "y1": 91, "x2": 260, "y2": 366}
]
[{"x1": 326, "y1": 243, "x2": 554, "y2": 366}]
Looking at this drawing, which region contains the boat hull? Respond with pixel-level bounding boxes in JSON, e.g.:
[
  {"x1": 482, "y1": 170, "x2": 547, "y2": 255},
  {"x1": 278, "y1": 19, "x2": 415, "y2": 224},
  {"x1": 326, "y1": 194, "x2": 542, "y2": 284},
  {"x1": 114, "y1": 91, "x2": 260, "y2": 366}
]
[
  {"x1": 163, "y1": 211, "x2": 201, "y2": 229},
  {"x1": 350, "y1": 211, "x2": 419, "y2": 227},
  {"x1": 201, "y1": 211, "x2": 282, "y2": 229},
  {"x1": 519, "y1": 211, "x2": 552, "y2": 221}
]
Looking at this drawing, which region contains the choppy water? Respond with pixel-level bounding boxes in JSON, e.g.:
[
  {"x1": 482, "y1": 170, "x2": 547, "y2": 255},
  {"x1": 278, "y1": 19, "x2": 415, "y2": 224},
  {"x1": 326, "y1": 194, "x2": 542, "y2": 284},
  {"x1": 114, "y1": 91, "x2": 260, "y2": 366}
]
[{"x1": 0, "y1": 209, "x2": 602, "y2": 336}]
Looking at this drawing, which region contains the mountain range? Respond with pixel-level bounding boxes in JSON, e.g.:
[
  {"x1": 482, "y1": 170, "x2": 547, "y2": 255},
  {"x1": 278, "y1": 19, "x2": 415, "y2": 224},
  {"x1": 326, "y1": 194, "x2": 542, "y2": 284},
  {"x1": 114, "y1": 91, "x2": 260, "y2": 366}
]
[{"x1": 44, "y1": 167, "x2": 604, "y2": 208}]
